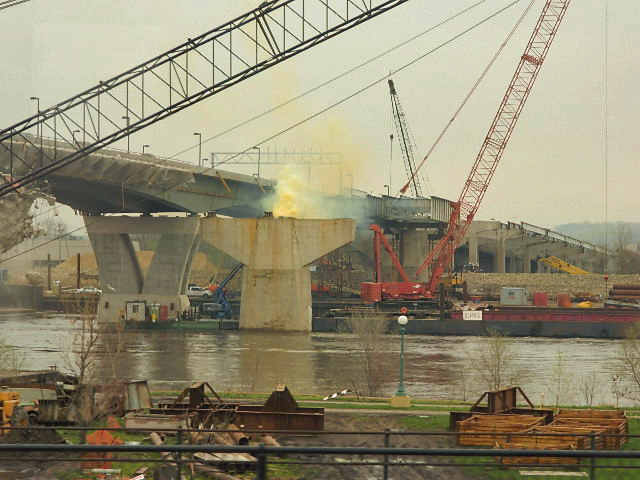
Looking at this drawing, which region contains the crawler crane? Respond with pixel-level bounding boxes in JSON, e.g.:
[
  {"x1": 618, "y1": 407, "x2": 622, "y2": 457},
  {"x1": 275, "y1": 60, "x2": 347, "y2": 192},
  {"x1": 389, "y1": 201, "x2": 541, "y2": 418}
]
[{"x1": 363, "y1": 0, "x2": 572, "y2": 303}]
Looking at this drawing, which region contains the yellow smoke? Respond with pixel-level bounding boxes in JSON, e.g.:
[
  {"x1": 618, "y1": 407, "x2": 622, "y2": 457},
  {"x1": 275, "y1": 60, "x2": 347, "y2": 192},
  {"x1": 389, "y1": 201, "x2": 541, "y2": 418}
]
[{"x1": 272, "y1": 166, "x2": 319, "y2": 218}]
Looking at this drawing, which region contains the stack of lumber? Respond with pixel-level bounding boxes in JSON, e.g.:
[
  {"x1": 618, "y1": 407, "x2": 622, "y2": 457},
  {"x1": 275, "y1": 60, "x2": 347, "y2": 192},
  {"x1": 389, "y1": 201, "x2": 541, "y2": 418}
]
[
  {"x1": 554, "y1": 409, "x2": 628, "y2": 448},
  {"x1": 497, "y1": 425, "x2": 605, "y2": 465},
  {"x1": 609, "y1": 284, "x2": 640, "y2": 303},
  {"x1": 456, "y1": 414, "x2": 545, "y2": 447}
]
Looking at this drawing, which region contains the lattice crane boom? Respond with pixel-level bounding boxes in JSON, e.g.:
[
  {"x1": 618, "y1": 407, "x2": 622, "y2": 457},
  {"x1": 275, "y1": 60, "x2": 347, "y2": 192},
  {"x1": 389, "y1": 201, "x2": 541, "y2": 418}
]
[
  {"x1": 0, "y1": 0, "x2": 409, "y2": 198},
  {"x1": 388, "y1": 79, "x2": 423, "y2": 197},
  {"x1": 415, "y1": 0, "x2": 571, "y2": 292}
]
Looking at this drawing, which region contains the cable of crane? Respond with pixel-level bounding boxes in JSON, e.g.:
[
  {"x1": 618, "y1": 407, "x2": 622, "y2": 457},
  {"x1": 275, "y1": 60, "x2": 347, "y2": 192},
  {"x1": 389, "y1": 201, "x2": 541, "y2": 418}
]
[
  {"x1": 18, "y1": 0, "x2": 501, "y2": 226},
  {"x1": 1, "y1": 0, "x2": 524, "y2": 265},
  {"x1": 0, "y1": 0, "x2": 30, "y2": 11},
  {"x1": 396, "y1": 0, "x2": 536, "y2": 201}
]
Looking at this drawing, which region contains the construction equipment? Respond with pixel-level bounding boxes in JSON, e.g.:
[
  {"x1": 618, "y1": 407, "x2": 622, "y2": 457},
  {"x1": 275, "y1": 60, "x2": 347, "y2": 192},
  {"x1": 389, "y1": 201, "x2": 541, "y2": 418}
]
[
  {"x1": 540, "y1": 256, "x2": 589, "y2": 274},
  {"x1": 207, "y1": 262, "x2": 243, "y2": 318},
  {"x1": 389, "y1": 79, "x2": 423, "y2": 197},
  {"x1": 363, "y1": 0, "x2": 571, "y2": 303},
  {"x1": 0, "y1": 387, "x2": 27, "y2": 429}
]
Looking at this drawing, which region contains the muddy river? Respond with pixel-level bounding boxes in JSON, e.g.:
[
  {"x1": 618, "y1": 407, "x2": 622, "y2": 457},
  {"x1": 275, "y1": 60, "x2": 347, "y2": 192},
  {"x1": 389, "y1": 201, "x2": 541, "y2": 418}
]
[{"x1": 2, "y1": 314, "x2": 634, "y2": 407}]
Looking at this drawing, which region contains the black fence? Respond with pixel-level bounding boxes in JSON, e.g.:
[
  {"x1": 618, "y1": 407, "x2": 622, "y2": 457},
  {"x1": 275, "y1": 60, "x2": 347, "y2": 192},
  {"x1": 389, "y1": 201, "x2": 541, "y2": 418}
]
[{"x1": 2, "y1": 426, "x2": 640, "y2": 479}]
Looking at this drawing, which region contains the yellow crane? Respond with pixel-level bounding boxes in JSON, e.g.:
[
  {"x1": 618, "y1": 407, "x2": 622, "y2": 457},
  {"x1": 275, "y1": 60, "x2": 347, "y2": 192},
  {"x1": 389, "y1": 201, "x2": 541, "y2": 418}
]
[{"x1": 540, "y1": 256, "x2": 589, "y2": 275}]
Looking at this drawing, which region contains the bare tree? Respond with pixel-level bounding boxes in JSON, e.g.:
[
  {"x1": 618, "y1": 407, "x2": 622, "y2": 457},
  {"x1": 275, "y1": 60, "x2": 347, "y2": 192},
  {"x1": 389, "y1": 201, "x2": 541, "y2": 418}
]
[
  {"x1": 614, "y1": 324, "x2": 640, "y2": 401},
  {"x1": 62, "y1": 310, "x2": 104, "y2": 384},
  {"x1": 346, "y1": 313, "x2": 391, "y2": 397},
  {"x1": 609, "y1": 371, "x2": 627, "y2": 408},
  {"x1": 0, "y1": 336, "x2": 24, "y2": 378},
  {"x1": 470, "y1": 329, "x2": 523, "y2": 391},
  {"x1": 578, "y1": 372, "x2": 598, "y2": 407},
  {"x1": 614, "y1": 223, "x2": 640, "y2": 274},
  {"x1": 546, "y1": 348, "x2": 570, "y2": 407}
]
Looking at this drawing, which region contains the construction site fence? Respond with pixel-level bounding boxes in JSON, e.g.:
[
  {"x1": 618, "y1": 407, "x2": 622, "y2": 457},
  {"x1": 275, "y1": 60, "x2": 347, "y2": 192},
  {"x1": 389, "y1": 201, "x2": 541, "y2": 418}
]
[{"x1": 3, "y1": 426, "x2": 640, "y2": 479}]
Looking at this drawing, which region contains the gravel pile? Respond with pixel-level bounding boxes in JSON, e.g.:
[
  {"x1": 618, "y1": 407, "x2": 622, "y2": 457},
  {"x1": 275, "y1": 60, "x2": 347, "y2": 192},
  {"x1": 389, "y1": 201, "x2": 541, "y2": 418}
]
[{"x1": 462, "y1": 272, "x2": 640, "y2": 298}]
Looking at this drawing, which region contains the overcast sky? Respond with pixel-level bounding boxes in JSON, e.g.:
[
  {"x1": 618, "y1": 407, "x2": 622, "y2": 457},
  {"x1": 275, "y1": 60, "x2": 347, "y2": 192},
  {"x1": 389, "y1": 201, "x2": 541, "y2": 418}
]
[{"x1": 1, "y1": 0, "x2": 638, "y2": 233}]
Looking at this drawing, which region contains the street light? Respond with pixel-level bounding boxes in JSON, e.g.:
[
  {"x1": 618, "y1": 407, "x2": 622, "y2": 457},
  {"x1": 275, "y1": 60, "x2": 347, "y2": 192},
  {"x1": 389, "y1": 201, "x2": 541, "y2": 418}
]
[
  {"x1": 384, "y1": 184, "x2": 390, "y2": 196},
  {"x1": 121, "y1": 116, "x2": 130, "y2": 152},
  {"x1": 71, "y1": 129, "x2": 81, "y2": 146},
  {"x1": 252, "y1": 146, "x2": 261, "y2": 177},
  {"x1": 194, "y1": 132, "x2": 202, "y2": 166},
  {"x1": 390, "y1": 314, "x2": 411, "y2": 407},
  {"x1": 30, "y1": 96, "x2": 43, "y2": 167},
  {"x1": 143, "y1": 144, "x2": 150, "y2": 154},
  {"x1": 29, "y1": 96, "x2": 40, "y2": 135}
]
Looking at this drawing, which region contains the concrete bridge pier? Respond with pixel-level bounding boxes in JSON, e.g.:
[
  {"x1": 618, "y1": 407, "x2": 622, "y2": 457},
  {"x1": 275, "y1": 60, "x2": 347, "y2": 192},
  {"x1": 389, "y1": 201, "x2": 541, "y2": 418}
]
[
  {"x1": 84, "y1": 216, "x2": 200, "y2": 322},
  {"x1": 399, "y1": 228, "x2": 432, "y2": 281},
  {"x1": 202, "y1": 217, "x2": 355, "y2": 331}
]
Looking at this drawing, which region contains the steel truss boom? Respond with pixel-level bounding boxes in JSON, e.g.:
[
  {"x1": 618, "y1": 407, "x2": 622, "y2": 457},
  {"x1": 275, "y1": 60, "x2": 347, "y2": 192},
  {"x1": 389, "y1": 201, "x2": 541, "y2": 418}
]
[
  {"x1": 0, "y1": 0, "x2": 409, "y2": 197},
  {"x1": 416, "y1": 0, "x2": 571, "y2": 292},
  {"x1": 388, "y1": 79, "x2": 423, "y2": 197}
]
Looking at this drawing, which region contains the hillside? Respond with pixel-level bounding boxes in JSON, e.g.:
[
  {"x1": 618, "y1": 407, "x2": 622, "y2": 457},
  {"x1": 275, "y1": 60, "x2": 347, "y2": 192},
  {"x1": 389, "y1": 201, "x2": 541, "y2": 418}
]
[{"x1": 553, "y1": 221, "x2": 640, "y2": 246}]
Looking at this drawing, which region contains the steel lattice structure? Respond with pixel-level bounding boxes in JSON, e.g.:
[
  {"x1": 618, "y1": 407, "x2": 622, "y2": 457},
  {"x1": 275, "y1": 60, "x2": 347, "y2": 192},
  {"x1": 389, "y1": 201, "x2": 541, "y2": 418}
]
[
  {"x1": 0, "y1": 0, "x2": 409, "y2": 197},
  {"x1": 388, "y1": 79, "x2": 423, "y2": 197},
  {"x1": 416, "y1": 0, "x2": 571, "y2": 291}
]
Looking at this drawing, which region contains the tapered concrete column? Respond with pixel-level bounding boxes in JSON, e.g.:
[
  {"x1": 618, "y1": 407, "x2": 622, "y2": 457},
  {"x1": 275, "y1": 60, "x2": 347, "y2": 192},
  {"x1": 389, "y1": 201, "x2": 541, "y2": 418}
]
[
  {"x1": 468, "y1": 233, "x2": 479, "y2": 266},
  {"x1": 496, "y1": 236, "x2": 506, "y2": 273},
  {"x1": 201, "y1": 217, "x2": 355, "y2": 331},
  {"x1": 399, "y1": 228, "x2": 431, "y2": 281},
  {"x1": 523, "y1": 248, "x2": 532, "y2": 273},
  {"x1": 85, "y1": 216, "x2": 200, "y2": 322}
]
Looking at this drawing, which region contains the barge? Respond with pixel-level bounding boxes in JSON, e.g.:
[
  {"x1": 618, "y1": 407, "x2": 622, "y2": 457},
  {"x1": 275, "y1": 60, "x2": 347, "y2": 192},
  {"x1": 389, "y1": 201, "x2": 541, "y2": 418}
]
[{"x1": 313, "y1": 306, "x2": 640, "y2": 339}]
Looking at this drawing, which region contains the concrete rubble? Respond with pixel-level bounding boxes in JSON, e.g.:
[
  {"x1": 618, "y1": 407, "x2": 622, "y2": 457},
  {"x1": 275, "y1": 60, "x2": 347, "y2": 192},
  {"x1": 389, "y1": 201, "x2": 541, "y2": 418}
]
[{"x1": 463, "y1": 272, "x2": 640, "y2": 298}]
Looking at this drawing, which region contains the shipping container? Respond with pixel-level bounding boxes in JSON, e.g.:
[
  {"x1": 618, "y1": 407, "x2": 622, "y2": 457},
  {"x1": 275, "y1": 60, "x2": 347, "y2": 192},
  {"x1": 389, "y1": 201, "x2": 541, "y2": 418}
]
[{"x1": 500, "y1": 287, "x2": 528, "y2": 305}]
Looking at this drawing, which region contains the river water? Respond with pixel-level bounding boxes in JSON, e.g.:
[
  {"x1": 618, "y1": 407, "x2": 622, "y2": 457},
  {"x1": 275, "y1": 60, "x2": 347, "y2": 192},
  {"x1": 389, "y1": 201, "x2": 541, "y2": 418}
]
[{"x1": 3, "y1": 314, "x2": 636, "y2": 407}]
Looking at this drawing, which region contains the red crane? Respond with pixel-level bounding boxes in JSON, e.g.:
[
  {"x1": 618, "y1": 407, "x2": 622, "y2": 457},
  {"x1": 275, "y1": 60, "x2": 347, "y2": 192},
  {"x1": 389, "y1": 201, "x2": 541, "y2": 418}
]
[{"x1": 364, "y1": 0, "x2": 571, "y2": 303}]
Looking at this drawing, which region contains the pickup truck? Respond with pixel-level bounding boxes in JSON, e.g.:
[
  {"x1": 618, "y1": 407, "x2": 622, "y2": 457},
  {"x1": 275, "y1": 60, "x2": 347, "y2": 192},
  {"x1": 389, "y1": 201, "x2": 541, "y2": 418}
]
[{"x1": 186, "y1": 286, "x2": 212, "y2": 297}]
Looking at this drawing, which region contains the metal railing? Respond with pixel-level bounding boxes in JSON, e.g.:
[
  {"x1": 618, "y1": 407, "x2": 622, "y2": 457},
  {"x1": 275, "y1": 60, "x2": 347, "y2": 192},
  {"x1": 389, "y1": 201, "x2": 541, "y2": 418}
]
[{"x1": 1, "y1": 426, "x2": 639, "y2": 479}]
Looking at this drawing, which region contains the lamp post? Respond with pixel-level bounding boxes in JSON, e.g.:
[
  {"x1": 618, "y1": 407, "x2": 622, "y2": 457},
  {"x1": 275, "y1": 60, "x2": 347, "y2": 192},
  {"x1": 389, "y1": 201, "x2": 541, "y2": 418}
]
[
  {"x1": 143, "y1": 144, "x2": 150, "y2": 155},
  {"x1": 29, "y1": 96, "x2": 40, "y2": 136},
  {"x1": 71, "y1": 129, "x2": 80, "y2": 146},
  {"x1": 194, "y1": 132, "x2": 202, "y2": 166},
  {"x1": 252, "y1": 146, "x2": 261, "y2": 177},
  {"x1": 121, "y1": 116, "x2": 130, "y2": 152},
  {"x1": 391, "y1": 314, "x2": 411, "y2": 407},
  {"x1": 30, "y1": 97, "x2": 43, "y2": 167}
]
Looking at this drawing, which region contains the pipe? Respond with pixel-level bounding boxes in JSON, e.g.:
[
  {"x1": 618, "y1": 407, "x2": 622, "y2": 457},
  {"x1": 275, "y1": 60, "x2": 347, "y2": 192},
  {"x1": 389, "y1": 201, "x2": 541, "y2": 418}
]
[{"x1": 226, "y1": 424, "x2": 249, "y2": 445}]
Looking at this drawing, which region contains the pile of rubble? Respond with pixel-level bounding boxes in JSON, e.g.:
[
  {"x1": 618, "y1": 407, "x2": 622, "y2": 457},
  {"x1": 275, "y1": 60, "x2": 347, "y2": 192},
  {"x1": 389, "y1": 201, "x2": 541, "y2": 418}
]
[{"x1": 463, "y1": 272, "x2": 640, "y2": 298}]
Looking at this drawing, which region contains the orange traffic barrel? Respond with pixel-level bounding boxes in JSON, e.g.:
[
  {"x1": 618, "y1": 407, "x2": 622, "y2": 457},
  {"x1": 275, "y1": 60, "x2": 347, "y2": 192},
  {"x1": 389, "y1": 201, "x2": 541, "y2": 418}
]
[
  {"x1": 557, "y1": 293, "x2": 571, "y2": 308},
  {"x1": 533, "y1": 292, "x2": 548, "y2": 306}
]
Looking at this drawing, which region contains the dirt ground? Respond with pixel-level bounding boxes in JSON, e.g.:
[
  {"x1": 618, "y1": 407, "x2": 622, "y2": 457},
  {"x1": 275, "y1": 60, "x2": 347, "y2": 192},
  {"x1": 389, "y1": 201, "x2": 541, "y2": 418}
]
[
  {"x1": 0, "y1": 428, "x2": 70, "y2": 480},
  {"x1": 279, "y1": 413, "x2": 475, "y2": 480}
]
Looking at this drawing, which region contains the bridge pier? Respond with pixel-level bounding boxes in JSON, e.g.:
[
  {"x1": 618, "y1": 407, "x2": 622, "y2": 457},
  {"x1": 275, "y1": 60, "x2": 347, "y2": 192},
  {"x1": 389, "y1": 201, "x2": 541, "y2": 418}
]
[
  {"x1": 399, "y1": 228, "x2": 432, "y2": 281},
  {"x1": 202, "y1": 216, "x2": 355, "y2": 331},
  {"x1": 84, "y1": 216, "x2": 200, "y2": 322}
]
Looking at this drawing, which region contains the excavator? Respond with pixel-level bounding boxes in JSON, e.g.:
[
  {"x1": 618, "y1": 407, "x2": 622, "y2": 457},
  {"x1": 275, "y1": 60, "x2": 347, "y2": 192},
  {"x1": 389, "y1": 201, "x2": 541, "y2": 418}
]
[{"x1": 362, "y1": 0, "x2": 571, "y2": 304}]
